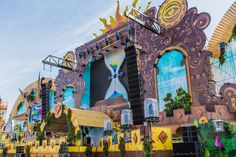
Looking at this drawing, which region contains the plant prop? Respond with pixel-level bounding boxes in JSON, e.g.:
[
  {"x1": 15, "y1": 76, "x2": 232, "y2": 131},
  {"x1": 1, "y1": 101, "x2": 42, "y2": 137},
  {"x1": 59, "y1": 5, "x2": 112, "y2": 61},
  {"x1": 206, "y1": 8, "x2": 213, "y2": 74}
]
[
  {"x1": 143, "y1": 138, "x2": 152, "y2": 157},
  {"x1": 45, "y1": 112, "x2": 55, "y2": 125},
  {"x1": 33, "y1": 122, "x2": 44, "y2": 145},
  {"x1": 229, "y1": 25, "x2": 236, "y2": 42},
  {"x1": 219, "y1": 42, "x2": 226, "y2": 66},
  {"x1": 164, "y1": 87, "x2": 192, "y2": 116},
  {"x1": 66, "y1": 108, "x2": 75, "y2": 145},
  {"x1": 197, "y1": 120, "x2": 236, "y2": 156},
  {"x1": 84, "y1": 144, "x2": 92, "y2": 156},
  {"x1": 103, "y1": 140, "x2": 109, "y2": 156},
  {"x1": 163, "y1": 93, "x2": 175, "y2": 116},
  {"x1": 118, "y1": 137, "x2": 126, "y2": 157}
]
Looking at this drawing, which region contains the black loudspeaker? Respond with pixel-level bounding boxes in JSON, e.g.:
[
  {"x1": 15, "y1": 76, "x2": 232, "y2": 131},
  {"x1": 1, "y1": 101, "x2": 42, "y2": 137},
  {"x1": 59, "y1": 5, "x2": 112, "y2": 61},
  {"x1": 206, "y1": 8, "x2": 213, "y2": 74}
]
[
  {"x1": 173, "y1": 142, "x2": 203, "y2": 157},
  {"x1": 182, "y1": 126, "x2": 198, "y2": 142},
  {"x1": 59, "y1": 144, "x2": 68, "y2": 153},
  {"x1": 41, "y1": 80, "x2": 51, "y2": 119},
  {"x1": 16, "y1": 146, "x2": 24, "y2": 153},
  {"x1": 83, "y1": 136, "x2": 91, "y2": 146},
  {"x1": 124, "y1": 46, "x2": 144, "y2": 125}
]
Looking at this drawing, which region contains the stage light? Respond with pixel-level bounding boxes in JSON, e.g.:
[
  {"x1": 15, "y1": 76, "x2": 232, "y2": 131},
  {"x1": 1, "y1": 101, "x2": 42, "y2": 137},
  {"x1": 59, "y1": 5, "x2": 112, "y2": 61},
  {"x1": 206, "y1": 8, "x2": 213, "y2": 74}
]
[
  {"x1": 115, "y1": 32, "x2": 120, "y2": 40},
  {"x1": 96, "y1": 43, "x2": 100, "y2": 50},
  {"x1": 105, "y1": 38, "x2": 109, "y2": 46}
]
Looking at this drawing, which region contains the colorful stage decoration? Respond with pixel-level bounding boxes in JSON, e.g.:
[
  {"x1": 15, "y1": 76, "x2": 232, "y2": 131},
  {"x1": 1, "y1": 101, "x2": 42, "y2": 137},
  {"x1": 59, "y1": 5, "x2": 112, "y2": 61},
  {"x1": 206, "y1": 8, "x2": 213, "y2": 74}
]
[
  {"x1": 104, "y1": 119, "x2": 112, "y2": 135},
  {"x1": 49, "y1": 90, "x2": 55, "y2": 111},
  {"x1": 121, "y1": 109, "x2": 133, "y2": 128},
  {"x1": 104, "y1": 49, "x2": 128, "y2": 100},
  {"x1": 158, "y1": 0, "x2": 187, "y2": 29},
  {"x1": 197, "y1": 119, "x2": 236, "y2": 156},
  {"x1": 63, "y1": 86, "x2": 75, "y2": 108},
  {"x1": 213, "y1": 119, "x2": 224, "y2": 148},
  {"x1": 81, "y1": 63, "x2": 91, "y2": 109},
  {"x1": 144, "y1": 98, "x2": 159, "y2": 122},
  {"x1": 151, "y1": 127, "x2": 173, "y2": 150},
  {"x1": 29, "y1": 103, "x2": 42, "y2": 125},
  {"x1": 99, "y1": 0, "x2": 153, "y2": 34},
  {"x1": 157, "y1": 50, "x2": 188, "y2": 112},
  {"x1": 16, "y1": 101, "x2": 27, "y2": 115}
]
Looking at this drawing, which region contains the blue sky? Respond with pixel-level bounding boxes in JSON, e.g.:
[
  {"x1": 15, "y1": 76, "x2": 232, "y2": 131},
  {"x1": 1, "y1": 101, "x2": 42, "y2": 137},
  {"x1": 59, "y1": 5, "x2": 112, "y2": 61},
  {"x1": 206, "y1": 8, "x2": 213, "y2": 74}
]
[{"x1": 0, "y1": 0, "x2": 234, "y2": 119}]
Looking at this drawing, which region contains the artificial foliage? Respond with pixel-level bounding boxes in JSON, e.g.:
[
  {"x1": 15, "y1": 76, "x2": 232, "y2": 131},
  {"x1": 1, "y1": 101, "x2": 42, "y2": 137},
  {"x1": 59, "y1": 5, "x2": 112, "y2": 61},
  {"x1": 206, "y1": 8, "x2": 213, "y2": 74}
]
[
  {"x1": 33, "y1": 122, "x2": 44, "y2": 145},
  {"x1": 45, "y1": 112, "x2": 55, "y2": 125},
  {"x1": 118, "y1": 137, "x2": 126, "y2": 157},
  {"x1": 218, "y1": 42, "x2": 226, "y2": 66},
  {"x1": 103, "y1": 140, "x2": 109, "y2": 156},
  {"x1": 164, "y1": 87, "x2": 192, "y2": 116},
  {"x1": 229, "y1": 25, "x2": 236, "y2": 42},
  {"x1": 196, "y1": 119, "x2": 236, "y2": 157},
  {"x1": 66, "y1": 108, "x2": 75, "y2": 145},
  {"x1": 143, "y1": 138, "x2": 152, "y2": 157},
  {"x1": 84, "y1": 144, "x2": 92, "y2": 156}
]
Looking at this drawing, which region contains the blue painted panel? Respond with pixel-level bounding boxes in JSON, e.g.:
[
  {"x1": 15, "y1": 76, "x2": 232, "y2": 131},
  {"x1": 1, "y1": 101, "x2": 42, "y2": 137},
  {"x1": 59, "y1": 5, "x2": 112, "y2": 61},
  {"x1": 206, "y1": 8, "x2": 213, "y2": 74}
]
[
  {"x1": 16, "y1": 102, "x2": 27, "y2": 115},
  {"x1": 157, "y1": 50, "x2": 188, "y2": 111},
  {"x1": 211, "y1": 40, "x2": 236, "y2": 93},
  {"x1": 81, "y1": 64, "x2": 91, "y2": 109},
  {"x1": 63, "y1": 87, "x2": 75, "y2": 108},
  {"x1": 49, "y1": 90, "x2": 55, "y2": 111}
]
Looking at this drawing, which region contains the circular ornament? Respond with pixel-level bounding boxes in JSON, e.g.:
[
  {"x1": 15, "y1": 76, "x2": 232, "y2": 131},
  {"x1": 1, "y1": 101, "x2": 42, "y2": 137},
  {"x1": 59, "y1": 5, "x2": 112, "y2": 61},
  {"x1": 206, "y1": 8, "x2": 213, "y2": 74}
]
[{"x1": 158, "y1": 0, "x2": 187, "y2": 29}]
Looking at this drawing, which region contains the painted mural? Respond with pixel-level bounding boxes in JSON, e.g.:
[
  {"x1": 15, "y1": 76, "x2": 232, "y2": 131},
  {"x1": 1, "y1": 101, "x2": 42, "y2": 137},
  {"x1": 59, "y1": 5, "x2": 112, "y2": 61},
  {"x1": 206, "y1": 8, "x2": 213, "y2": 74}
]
[
  {"x1": 104, "y1": 49, "x2": 128, "y2": 100},
  {"x1": 29, "y1": 103, "x2": 42, "y2": 125}
]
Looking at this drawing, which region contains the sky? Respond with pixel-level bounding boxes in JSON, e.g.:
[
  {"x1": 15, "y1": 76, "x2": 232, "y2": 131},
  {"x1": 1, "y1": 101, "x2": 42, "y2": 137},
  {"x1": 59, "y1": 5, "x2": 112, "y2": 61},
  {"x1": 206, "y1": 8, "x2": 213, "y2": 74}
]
[{"x1": 0, "y1": 0, "x2": 235, "y2": 120}]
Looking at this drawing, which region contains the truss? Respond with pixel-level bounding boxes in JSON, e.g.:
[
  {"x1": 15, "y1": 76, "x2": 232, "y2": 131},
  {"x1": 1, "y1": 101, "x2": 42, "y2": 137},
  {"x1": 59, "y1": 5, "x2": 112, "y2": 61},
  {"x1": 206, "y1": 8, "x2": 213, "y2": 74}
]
[
  {"x1": 42, "y1": 55, "x2": 77, "y2": 72},
  {"x1": 126, "y1": 7, "x2": 161, "y2": 35}
]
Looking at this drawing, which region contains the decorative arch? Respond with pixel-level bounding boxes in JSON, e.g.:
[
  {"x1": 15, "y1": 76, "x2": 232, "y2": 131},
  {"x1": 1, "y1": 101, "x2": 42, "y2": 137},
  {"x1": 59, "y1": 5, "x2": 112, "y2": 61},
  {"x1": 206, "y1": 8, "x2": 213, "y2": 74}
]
[{"x1": 154, "y1": 48, "x2": 190, "y2": 111}]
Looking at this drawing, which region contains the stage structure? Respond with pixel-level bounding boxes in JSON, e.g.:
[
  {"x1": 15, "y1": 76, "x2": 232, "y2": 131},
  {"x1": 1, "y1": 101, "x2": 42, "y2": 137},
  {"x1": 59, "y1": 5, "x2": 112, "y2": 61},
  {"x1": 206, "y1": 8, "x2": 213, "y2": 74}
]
[{"x1": 1, "y1": 0, "x2": 236, "y2": 157}]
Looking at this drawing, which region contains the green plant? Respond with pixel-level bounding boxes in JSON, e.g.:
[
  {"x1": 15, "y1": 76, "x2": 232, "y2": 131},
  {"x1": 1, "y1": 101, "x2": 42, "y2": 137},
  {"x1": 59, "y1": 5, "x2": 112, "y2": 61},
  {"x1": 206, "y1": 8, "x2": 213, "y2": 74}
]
[
  {"x1": 2, "y1": 147, "x2": 8, "y2": 157},
  {"x1": 143, "y1": 138, "x2": 152, "y2": 157},
  {"x1": 103, "y1": 140, "x2": 109, "y2": 156},
  {"x1": 66, "y1": 108, "x2": 75, "y2": 145},
  {"x1": 25, "y1": 145, "x2": 31, "y2": 157},
  {"x1": 163, "y1": 93, "x2": 175, "y2": 116},
  {"x1": 163, "y1": 87, "x2": 192, "y2": 116},
  {"x1": 45, "y1": 112, "x2": 55, "y2": 125},
  {"x1": 33, "y1": 121, "x2": 44, "y2": 145},
  {"x1": 84, "y1": 144, "x2": 92, "y2": 156},
  {"x1": 118, "y1": 137, "x2": 126, "y2": 157},
  {"x1": 197, "y1": 120, "x2": 236, "y2": 156},
  {"x1": 229, "y1": 25, "x2": 236, "y2": 42}
]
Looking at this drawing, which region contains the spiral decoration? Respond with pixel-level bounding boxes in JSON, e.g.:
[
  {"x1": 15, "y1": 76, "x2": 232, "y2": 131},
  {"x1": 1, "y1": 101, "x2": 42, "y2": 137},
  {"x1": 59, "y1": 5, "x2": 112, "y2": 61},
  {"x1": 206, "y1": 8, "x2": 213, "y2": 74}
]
[{"x1": 158, "y1": 0, "x2": 187, "y2": 29}]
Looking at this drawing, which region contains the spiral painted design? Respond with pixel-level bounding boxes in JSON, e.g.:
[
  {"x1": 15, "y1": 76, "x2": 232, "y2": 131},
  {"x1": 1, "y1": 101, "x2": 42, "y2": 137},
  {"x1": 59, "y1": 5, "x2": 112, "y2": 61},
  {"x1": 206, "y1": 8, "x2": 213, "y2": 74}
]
[
  {"x1": 220, "y1": 83, "x2": 236, "y2": 106},
  {"x1": 193, "y1": 12, "x2": 211, "y2": 30},
  {"x1": 158, "y1": 0, "x2": 187, "y2": 28}
]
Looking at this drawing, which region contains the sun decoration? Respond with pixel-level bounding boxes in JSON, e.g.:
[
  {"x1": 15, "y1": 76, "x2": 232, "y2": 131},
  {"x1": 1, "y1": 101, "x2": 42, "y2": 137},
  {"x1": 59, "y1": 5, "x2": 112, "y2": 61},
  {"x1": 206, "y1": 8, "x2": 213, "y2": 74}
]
[
  {"x1": 199, "y1": 116, "x2": 208, "y2": 124},
  {"x1": 98, "y1": 0, "x2": 153, "y2": 34},
  {"x1": 158, "y1": 0, "x2": 187, "y2": 29}
]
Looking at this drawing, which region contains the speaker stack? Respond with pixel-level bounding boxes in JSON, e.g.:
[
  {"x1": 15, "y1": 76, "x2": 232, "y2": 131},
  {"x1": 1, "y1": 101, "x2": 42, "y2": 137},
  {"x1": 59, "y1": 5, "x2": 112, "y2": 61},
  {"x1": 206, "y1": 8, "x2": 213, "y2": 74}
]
[
  {"x1": 41, "y1": 79, "x2": 52, "y2": 120},
  {"x1": 173, "y1": 126, "x2": 203, "y2": 157},
  {"x1": 124, "y1": 46, "x2": 144, "y2": 125}
]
